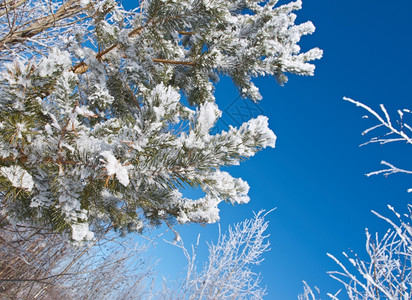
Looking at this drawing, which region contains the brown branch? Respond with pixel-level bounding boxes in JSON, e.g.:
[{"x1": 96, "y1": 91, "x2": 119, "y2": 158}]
[
  {"x1": 0, "y1": 0, "x2": 91, "y2": 50},
  {"x1": 178, "y1": 30, "x2": 194, "y2": 36},
  {"x1": 95, "y1": 43, "x2": 118, "y2": 61},
  {"x1": 73, "y1": 56, "x2": 195, "y2": 74},
  {"x1": 152, "y1": 58, "x2": 195, "y2": 66},
  {"x1": 128, "y1": 25, "x2": 144, "y2": 38},
  {"x1": 0, "y1": 0, "x2": 28, "y2": 18},
  {"x1": 0, "y1": 273, "x2": 77, "y2": 283}
]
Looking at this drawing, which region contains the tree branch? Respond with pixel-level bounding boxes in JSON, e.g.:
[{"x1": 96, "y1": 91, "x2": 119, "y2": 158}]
[{"x1": 0, "y1": 0, "x2": 85, "y2": 49}]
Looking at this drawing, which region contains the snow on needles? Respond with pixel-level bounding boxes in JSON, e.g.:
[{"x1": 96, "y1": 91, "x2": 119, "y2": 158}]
[
  {"x1": 0, "y1": 0, "x2": 321, "y2": 241},
  {"x1": 100, "y1": 151, "x2": 130, "y2": 187},
  {"x1": 71, "y1": 222, "x2": 94, "y2": 242},
  {"x1": 0, "y1": 166, "x2": 34, "y2": 191},
  {"x1": 196, "y1": 102, "x2": 221, "y2": 135}
]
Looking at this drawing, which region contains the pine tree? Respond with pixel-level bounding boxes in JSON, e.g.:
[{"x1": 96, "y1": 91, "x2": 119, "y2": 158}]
[{"x1": 0, "y1": 0, "x2": 322, "y2": 241}]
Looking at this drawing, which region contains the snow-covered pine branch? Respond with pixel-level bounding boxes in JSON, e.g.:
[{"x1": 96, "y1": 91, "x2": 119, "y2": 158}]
[{"x1": 0, "y1": 0, "x2": 322, "y2": 241}]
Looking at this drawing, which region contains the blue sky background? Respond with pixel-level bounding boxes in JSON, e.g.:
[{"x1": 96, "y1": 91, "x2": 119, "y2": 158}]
[{"x1": 130, "y1": 0, "x2": 412, "y2": 298}]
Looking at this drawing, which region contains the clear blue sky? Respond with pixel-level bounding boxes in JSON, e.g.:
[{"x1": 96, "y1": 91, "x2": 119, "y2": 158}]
[{"x1": 128, "y1": 0, "x2": 412, "y2": 298}]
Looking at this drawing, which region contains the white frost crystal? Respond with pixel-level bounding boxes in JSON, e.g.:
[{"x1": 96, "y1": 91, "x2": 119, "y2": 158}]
[
  {"x1": 196, "y1": 102, "x2": 221, "y2": 135},
  {"x1": 37, "y1": 48, "x2": 72, "y2": 77},
  {"x1": 101, "y1": 151, "x2": 130, "y2": 186},
  {"x1": 0, "y1": 166, "x2": 34, "y2": 191},
  {"x1": 71, "y1": 222, "x2": 94, "y2": 241}
]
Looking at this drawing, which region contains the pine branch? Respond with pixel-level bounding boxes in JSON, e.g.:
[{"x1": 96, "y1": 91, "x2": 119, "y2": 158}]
[
  {"x1": 72, "y1": 2, "x2": 203, "y2": 74},
  {"x1": 0, "y1": 155, "x2": 97, "y2": 168},
  {"x1": 72, "y1": 22, "x2": 196, "y2": 74}
]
